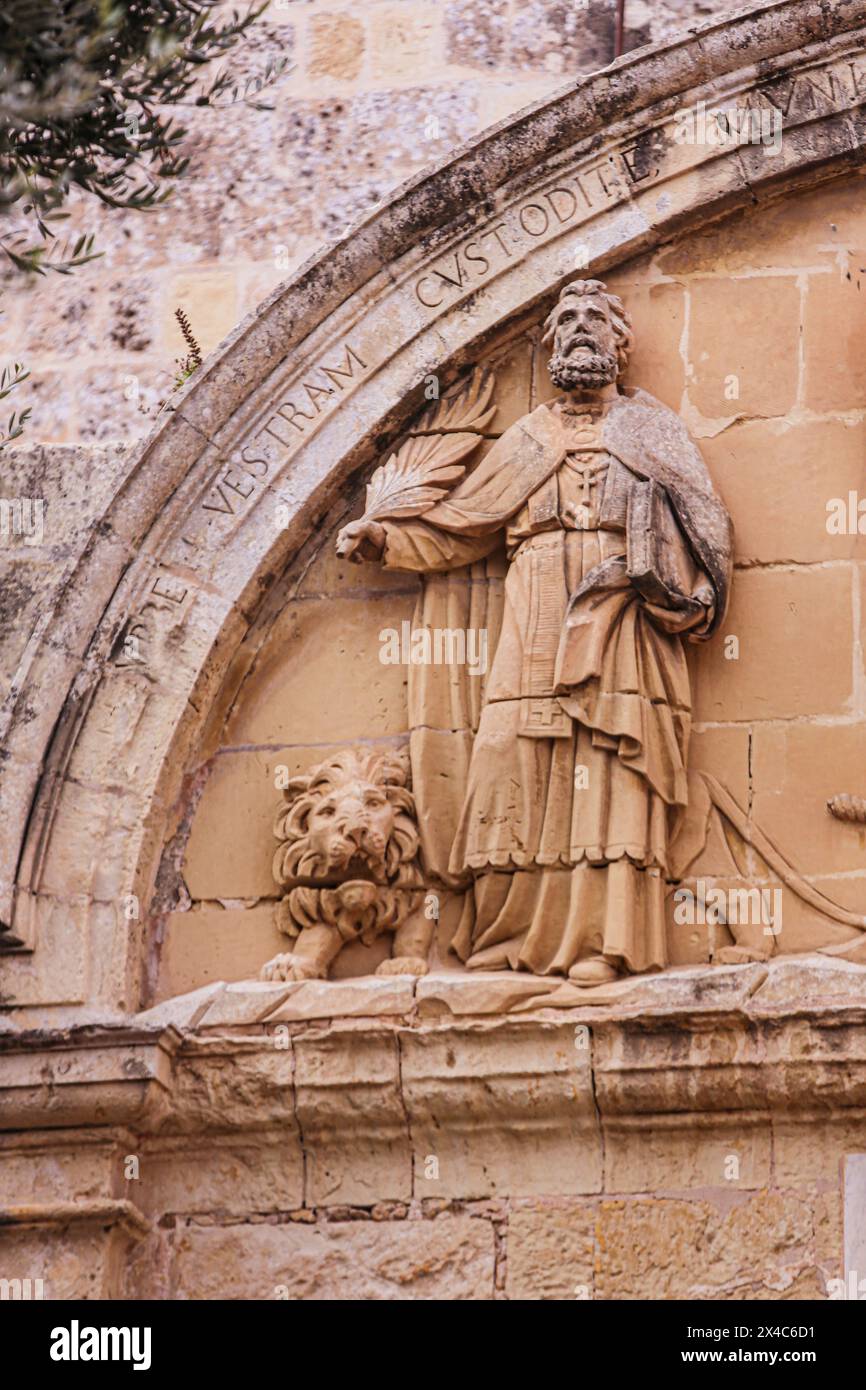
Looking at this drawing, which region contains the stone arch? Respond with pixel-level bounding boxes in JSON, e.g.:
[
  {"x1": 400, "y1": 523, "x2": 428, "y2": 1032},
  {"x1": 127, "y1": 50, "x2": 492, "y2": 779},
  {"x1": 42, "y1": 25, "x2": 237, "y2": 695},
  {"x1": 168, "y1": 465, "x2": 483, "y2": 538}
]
[{"x1": 5, "y1": 0, "x2": 866, "y2": 1010}]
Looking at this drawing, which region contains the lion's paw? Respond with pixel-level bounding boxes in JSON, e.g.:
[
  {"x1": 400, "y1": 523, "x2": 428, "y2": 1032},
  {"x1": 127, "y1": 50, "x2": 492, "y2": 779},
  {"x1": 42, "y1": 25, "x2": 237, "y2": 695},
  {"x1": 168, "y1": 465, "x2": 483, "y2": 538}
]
[
  {"x1": 376, "y1": 956, "x2": 429, "y2": 978},
  {"x1": 260, "y1": 953, "x2": 322, "y2": 982}
]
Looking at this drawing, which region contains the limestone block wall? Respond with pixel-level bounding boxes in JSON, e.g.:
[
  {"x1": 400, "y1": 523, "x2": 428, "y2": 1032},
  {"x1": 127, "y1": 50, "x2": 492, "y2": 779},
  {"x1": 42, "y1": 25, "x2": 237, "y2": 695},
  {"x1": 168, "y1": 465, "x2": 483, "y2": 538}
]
[
  {"x1": 3, "y1": 965, "x2": 856, "y2": 1299},
  {"x1": 157, "y1": 171, "x2": 866, "y2": 1000},
  {"x1": 0, "y1": 0, "x2": 740, "y2": 446}
]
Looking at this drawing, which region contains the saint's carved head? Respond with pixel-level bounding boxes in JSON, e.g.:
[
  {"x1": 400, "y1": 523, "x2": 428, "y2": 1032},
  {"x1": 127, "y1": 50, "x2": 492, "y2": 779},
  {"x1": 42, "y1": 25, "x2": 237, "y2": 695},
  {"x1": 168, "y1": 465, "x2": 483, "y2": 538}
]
[{"x1": 543, "y1": 278, "x2": 634, "y2": 391}]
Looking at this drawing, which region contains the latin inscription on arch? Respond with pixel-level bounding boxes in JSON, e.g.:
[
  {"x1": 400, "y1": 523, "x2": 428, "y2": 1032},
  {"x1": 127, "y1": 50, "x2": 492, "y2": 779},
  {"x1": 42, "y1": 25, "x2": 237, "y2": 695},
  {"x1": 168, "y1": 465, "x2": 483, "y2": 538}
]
[
  {"x1": 411, "y1": 53, "x2": 866, "y2": 312},
  {"x1": 199, "y1": 342, "x2": 369, "y2": 519}
]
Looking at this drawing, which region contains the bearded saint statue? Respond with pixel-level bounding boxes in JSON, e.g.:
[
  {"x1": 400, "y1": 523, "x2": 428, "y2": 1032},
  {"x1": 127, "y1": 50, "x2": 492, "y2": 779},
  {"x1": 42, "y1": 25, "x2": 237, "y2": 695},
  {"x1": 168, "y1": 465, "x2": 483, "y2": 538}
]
[{"x1": 337, "y1": 279, "x2": 734, "y2": 987}]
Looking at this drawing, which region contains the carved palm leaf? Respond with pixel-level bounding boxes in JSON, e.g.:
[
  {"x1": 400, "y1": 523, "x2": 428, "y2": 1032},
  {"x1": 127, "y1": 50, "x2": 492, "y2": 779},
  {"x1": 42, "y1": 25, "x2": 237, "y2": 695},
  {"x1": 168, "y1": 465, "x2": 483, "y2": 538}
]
[{"x1": 361, "y1": 370, "x2": 496, "y2": 522}]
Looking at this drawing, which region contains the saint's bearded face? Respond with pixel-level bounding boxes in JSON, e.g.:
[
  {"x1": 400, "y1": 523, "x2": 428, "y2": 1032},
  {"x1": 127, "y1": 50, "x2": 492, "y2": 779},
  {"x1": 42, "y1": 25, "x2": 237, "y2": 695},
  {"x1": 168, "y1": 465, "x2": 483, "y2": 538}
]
[{"x1": 547, "y1": 294, "x2": 620, "y2": 391}]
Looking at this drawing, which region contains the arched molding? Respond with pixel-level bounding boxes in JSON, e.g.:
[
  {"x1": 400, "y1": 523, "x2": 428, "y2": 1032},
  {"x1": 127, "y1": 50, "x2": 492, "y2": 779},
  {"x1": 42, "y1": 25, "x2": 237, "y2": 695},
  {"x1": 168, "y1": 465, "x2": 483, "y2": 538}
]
[{"x1": 4, "y1": 0, "x2": 866, "y2": 1010}]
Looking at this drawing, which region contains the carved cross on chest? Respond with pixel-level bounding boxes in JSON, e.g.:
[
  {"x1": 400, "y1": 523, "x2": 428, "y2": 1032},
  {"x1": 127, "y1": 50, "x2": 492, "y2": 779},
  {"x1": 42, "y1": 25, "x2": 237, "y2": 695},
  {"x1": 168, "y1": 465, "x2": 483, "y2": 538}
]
[
  {"x1": 562, "y1": 451, "x2": 607, "y2": 525},
  {"x1": 568, "y1": 452, "x2": 607, "y2": 501}
]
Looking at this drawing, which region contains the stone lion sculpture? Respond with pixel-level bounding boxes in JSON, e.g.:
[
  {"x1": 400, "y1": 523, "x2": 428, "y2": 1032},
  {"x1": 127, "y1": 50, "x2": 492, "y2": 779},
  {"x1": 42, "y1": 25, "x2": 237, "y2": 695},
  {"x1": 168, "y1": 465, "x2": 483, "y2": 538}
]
[{"x1": 261, "y1": 747, "x2": 431, "y2": 982}]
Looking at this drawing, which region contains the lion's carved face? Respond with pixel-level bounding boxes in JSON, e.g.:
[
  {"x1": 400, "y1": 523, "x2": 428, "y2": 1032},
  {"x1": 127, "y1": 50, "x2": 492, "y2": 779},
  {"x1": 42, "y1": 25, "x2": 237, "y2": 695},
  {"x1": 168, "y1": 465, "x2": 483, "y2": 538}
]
[
  {"x1": 304, "y1": 778, "x2": 395, "y2": 875},
  {"x1": 273, "y1": 749, "x2": 420, "y2": 889}
]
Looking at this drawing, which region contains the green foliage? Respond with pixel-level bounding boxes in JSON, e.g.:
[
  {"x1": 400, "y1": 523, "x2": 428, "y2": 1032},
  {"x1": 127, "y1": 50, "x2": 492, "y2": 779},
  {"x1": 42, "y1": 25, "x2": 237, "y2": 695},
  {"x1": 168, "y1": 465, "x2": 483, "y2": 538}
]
[
  {"x1": 0, "y1": 1, "x2": 265, "y2": 445},
  {"x1": 0, "y1": 0, "x2": 265, "y2": 273},
  {"x1": 0, "y1": 359, "x2": 31, "y2": 446}
]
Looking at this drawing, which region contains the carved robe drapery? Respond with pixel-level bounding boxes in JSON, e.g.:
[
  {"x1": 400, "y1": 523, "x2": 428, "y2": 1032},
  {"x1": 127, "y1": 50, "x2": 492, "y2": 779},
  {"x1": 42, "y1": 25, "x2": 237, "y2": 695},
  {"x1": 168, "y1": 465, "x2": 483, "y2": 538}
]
[{"x1": 381, "y1": 389, "x2": 733, "y2": 977}]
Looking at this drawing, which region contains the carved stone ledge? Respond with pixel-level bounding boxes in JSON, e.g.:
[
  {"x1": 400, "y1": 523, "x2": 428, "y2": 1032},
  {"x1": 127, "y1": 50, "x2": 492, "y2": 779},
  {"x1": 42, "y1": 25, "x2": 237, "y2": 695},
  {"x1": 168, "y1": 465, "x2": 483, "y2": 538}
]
[
  {"x1": 4, "y1": 959, "x2": 866, "y2": 1133},
  {"x1": 1, "y1": 1198, "x2": 149, "y2": 1241},
  {"x1": 0, "y1": 1028, "x2": 180, "y2": 1130},
  {"x1": 0, "y1": 999, "x2": 854, "y2": 1298},
  {"x1": 3, "y1": 963, "x2": 866, "y2": 1240},
  {"x1": 148, "y1": 956, "x2": 866, "y2": 1030},
  {"x1": 0, "y1": 1198, "x2": 150, "y2": 1301}
]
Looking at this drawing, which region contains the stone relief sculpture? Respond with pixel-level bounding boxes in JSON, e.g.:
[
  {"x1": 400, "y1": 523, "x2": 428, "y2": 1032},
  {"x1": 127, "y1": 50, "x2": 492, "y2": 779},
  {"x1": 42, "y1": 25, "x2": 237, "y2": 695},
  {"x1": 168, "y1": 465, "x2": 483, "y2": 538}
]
[
  {"x1": 261, "y1": 748, "x2": 428, "y2": 981},
  {"x1": 331, "y1": 277, "x2": 866, "y2": 988},
  {"x1": 336, "y1": 278, "x2": 732, "y2": 986}
]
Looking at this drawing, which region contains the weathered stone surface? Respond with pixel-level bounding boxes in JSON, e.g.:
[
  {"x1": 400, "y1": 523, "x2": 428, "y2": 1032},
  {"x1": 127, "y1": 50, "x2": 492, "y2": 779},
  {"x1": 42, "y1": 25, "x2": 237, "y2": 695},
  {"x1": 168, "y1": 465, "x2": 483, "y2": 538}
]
[
  {"x1": 514, "y1": 962, "x2": 768, "y2": 1015},
  {"x1": 596, "y1": 1190, "x2": 837, "y2": 1299},
  {"x1": 691, "y1": 566, "x2": 855, "y2": 722},
  {"x1": 368, "y1": 6, "x2": 439, "y2": 83},
  {"x1": 416, "y1": 971, "x2": 561, "y2": 1016},
  {"x1": 293, "y1": 1031, "x2": 411, "y2": 1204},
  {"x1": 749, "y1": 957, "x2": 866, "y2": 1015},
  {"x1": 161, "y1": 1044, "x2": 297, "y2": 1135},
  {"x1": 142, "y1": 1135, "x2": 303, "y2": 1218},
  {"x1": 774, "y1": 1116, "x2": 866, "y2": 1188},
  {"x1": 0, "y1": 1133, "x2": 124, "y2": 1207},
  {"x1": 172, "y1": 1215, "x2": 496, "y2": 1300},
  {"x1": 592, "y1": 1195, "x2": 789, "y2": 1301},
  {"x1": 401, "y1": 1023, "x2": 602, "y2": 1198},
  {"x1": 0, "y1": 1219, "x2": 143, "y2": 1301},
  {"x1": 510, "y1": 0, "x2": 616, "y2": 76},
  {"x1": 263, "y1": 976, "x2": 416, "y2": 1022},
  {"x1": 505, "y1": 1202, "x2": 596, "y2": 1300},
  {"x1": 604, "y1": 1118, "x2": 773, "y2": 1194},
  {"x1": 134, "y1": 983, "x2": 226, "y2": 1030},
  {"x1": 308, "y1": 13, "x2": 365, "y2": 81},
  {"x1": 445, "y1": 0, "x2": 511, "y2": 70},
  {"x1": 157, "y1": 909, "x2": 285, "y2": 1002},
  {"x1": 195, "y1": 980, "x2": 296, "y2": 1027},
  {"x1": 0, "y1": 996, "x2": 862, "y2": 1299}
]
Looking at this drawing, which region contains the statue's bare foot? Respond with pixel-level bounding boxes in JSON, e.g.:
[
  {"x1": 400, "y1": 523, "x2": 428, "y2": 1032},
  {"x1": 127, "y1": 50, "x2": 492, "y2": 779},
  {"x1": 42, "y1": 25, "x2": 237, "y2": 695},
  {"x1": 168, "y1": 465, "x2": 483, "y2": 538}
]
[
  {"x1": 260, "y1": 953, "x2": 323, "y2": 982},
  {"x1": 714, "y1": 946, "x2": 771, "y2": 965},
  {"x1": 376, "y1": 956, "x2": 429, "y2": 977},
  {"x1": 568, "y1": 956, "x2": 620, "y2": 987}
]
